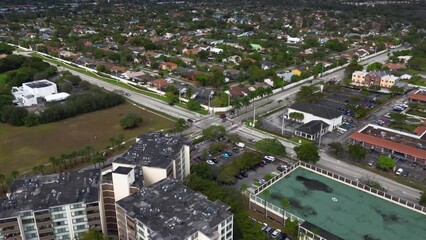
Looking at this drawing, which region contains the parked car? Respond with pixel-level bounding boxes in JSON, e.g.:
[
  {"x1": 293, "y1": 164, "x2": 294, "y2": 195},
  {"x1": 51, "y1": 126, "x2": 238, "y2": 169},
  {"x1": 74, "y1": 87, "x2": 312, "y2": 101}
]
[
  {"x1": 277, "y1": 232, "x2": 288, "y2": 240},
  {"x1": 411, "y1": 162, "x2": 419, "y2": 167},
  {"x1": 187, "y1": 119, "x2": 194, "y2": 123},
  {"x1": 232, "y1": 148, "x2": 239, "y2": 153},
  {"x1": 206, "y1": 160, "x2": 215, "y2": 165},
  {"x1": 235, "y1": 174, "x2": 244, "y2": 180},
  {"x1": 264, "y1": 156, "x2": 275, "y2": 162},
  {"x1": 222, "y1": 153, "x2": 230, "y2": 158},
  {"x1": 277, "y1": 165, "x2": 288, "y2": 172},
  {"x1": 240, "y1": 171, "x2": 248, "y2": 178},
  {"x1": 249, "y1": 138, "x2": 256, "y2": 143},
  {"x1": 368, "y1": 161, "x2": 375, "y2": 167},
  {"x1": 396, "y1": 168, "x2": 403, "y2": 175},
  {"x1": 261, "y1": 223, "x2": 268, "y2": 232},
  {"x1": 402, "y1": 171, "x2": 409, "y2": 177},
  {"x1": 219, "y1": 113, "x2": 226, "y2": 119},
  {"x1": 262, "y1": 226, "x2": 272, "y2": 234},
  {"x1": 236, "y1": 142, "x2": 245, "y2": 148},
  {"x1": 271, "y1": 229, "x2": 281, "y2": 238}
]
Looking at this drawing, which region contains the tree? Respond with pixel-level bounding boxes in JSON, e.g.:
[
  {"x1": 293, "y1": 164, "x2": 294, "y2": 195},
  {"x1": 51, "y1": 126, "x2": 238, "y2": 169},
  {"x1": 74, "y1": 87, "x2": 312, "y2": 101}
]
[
  {"x1": 78, "y1": 229, "x2": 107, "y2": 240},
  {"x1": 419, "y1": 192, "x2": 426, "y2": 207},
  {"x1": 255, "y1": 138, "x2": 286, "y2": 156},
  {"x1": 202, "y1": 125, "x2": 226, "y2": 140},
  {"x1": 85, "y1": 145, "x2": 94, "y2": 161},
  {"x1": 347, "y1": 144, "x2": 367, "y2": 162},
  {"x1": 328, "y1": 142, "x2": 344, "y2": 156},
  {"x1": 165, "y1": 91, "x2": 178, "y2": 104},
  {"x1": 10, "y1": 170, "x2": 20, "y2": 180},
  {"x1": 284, "y1": 219, "x2": 299, "y2": 239},
  {"x1": 296, "y1": 85, "x2": 319, "y2": 103},
  {"x1": 293, "y1": 143, "x2": 320, "y2": 163},
  {"x1": 262, "y1": 189, "x2": 270, "y2": 219},
  {"x1": 390, "y1": 86, "x2": 404, "y2": 95},
  {"x1": 92, "y1": 152, "x2": 107, "y2": 169},
  {"x1": 175, "y1": 118, "x2": 187, "y2": 132},
  {"x1": 49, "y1": 156, "x2": 59, "y2": 173},
  {"x1": 344, "y1": 60, "x2": 363, "y2": 79},
  {"x1": 367, "y1": 62, "x2": 383, "y2": 71},
  {"x1": 390, "y1": 112, "x2": 407, "y2": 124},
  {"x1": 187, "y1": 99, "x2": 201, "y2": 111},
  {"x1": 0, "y1": 173, "x2": 6, "y2": 193},
  {"x1": 96, "y1": 64, "x2": 107, "y2": 73},
  {"x1": 0, "y1": 43, "x2": 15, "y2": 54},
  {"x1": 281, "y1": 198, "x2": 290, "y2": 226},
  {"x1": 377, "y1": 155, "x2": 395, "y2": 171},
  {"x1": 289, "y1": 112, "x2": 304, "y2": 121},
  {"x1": 32, "y1": 164, "x2": 45, "y2": 175},
  {"x1": 120, "y1": 113, "x2": 143, "y2": 129}
]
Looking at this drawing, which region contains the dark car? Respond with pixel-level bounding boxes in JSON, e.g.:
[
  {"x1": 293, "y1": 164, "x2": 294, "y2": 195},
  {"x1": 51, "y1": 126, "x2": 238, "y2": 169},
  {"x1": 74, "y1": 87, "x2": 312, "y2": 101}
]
[
  {"x1": 240, "y1": 171, "x2": 248, "y2": 178},
  {"x1": 235, "y1": 174, "x2": 244, "y2": 180},
  {"x1": 187, "y1": 119, "x2": 194, "y2": 123},
  {"x1": 277, "y1": 232, "x2": 288, "y2": 240},
  {"x1": 226, "y1": 151, "x2": 232, "y2": 156},
  {"x1": 168, "y1": 102, "x2": 175, "y2": 106},
  {"x1": 402, "y1": 171, "x2": 409, "y2": 177},
  {"x1": 232, "y1": 148, "x2": 239, "y2": 153},
  {"x1": 411, "y1": 162, "x2": 419, "y2": 167}
]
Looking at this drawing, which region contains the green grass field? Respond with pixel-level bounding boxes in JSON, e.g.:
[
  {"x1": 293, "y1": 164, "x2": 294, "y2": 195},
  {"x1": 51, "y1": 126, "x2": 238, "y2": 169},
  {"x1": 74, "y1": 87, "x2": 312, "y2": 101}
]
[
  {"x1": 0, "y1": 102, "x2": 174, "y2": 175},
  {"x1": 0, "y1": 73, "x2": 7, "y2": 85}
]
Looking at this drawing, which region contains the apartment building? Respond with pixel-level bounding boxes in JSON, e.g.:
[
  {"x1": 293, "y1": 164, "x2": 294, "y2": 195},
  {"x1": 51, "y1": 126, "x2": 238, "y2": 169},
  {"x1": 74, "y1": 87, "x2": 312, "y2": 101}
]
[
  {"x1": 0, "y1": 169, "x2": 105, "y2": 240},
  {"x1": 101, "y1": 132, "x2": 191, "y2": 235},
  {"x1": 115, "y1": 178, "x2": 233, "y2": 240},
  {"x1": 351, "y1": 70, "x2": 400, "y2": 88}
]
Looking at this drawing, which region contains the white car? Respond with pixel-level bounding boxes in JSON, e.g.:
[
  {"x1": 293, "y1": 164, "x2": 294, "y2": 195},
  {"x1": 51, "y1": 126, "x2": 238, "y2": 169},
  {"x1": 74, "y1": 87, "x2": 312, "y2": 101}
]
[
  {"x1": 396, "y1": 168, "x2": 403, "y2": 175},
  {"x1": 264, "y1": 156, "x2": 275, "y2": 162},
  {"x1": 236, "y1": 142, "x2": 245, "y2": 148},
  {"x1": 271, "y1": 229, "x2": 281, "y2": 238},
  {"x1": 206, "y1": 160, "x2": 215, "y2": 165}
]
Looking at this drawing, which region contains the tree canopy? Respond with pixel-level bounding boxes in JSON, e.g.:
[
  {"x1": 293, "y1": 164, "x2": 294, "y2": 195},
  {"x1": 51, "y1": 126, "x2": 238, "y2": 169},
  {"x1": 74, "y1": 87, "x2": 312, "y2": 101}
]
[
  {"x1": 202, "y1": 125, "x2": 226, "y2": 140},
  {"x1": 347, "y1": 144, "x2": 368, "y2": 162},
  {"x1": 293, "y1": 142, "x2": 320, "y2": 163},
  {"x1": 255, "y1": 138, "x2": 286, "y2": 156},
  {"x1": 120, "y1": 113, "x2": 143, "y2": 129},
  {"x1": 377, "y1": 155, "x2": 395, "y2": 171}
]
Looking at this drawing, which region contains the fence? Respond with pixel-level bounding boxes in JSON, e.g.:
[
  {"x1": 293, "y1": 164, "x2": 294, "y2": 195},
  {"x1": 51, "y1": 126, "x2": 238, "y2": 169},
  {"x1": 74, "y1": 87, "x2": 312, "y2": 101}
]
[{"x1": 298, "y1": 162, "x2": 426, "y2": 215}]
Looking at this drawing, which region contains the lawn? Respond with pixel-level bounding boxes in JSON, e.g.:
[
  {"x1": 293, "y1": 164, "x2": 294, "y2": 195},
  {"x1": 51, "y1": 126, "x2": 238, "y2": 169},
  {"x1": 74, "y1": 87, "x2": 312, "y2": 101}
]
[
  {"x1": 0, "y1": 102, "x2": 174, "y2": 175},
  {"x1": 406, "y1": 109, "x2": 426, "y2": 118},
  {"x1": 0, "y1": 73, "x2": 7, "y2": 85}
]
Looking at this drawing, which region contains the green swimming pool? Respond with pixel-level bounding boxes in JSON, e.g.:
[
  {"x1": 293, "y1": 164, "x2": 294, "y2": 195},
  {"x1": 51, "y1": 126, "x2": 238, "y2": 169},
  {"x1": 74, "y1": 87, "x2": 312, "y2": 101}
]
[{"x1": 258, "y1": 167, "x2": 426, "y2": 240}]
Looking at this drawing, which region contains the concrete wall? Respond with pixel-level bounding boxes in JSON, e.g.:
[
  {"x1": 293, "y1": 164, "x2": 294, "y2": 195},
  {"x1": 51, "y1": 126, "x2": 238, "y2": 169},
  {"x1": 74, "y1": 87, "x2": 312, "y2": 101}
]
[{"x1": 142, "y1": 166, "x2": 167, "y2": 186}]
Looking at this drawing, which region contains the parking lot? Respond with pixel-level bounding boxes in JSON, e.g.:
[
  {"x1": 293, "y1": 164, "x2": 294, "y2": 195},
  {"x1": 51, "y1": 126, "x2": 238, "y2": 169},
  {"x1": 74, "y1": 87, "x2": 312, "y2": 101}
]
[{"x1": 362, "y1": 151, "x2": 426, "y2": 184}]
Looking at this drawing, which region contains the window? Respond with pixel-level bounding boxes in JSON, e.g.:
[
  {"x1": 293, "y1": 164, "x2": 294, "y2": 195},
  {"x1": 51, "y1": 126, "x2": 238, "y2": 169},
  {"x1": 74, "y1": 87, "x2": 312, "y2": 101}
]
[
  {"x1": 53, "y1": 214, "x2": 65, "y2": 219},
  {"x1": 25, "y1": 226, "x2": 35, "y2": 231},
  {"x1": 56, "y1": 228, "x2": 68, "y2": 234},
  {"x1": 72, "y1": 210, "x2": 85, "y2": 216},
  {"x1": 22, "y1": 219, "x2": 35, "y2": 224},
  {"x1": 20, "y1": 211, "x2": 33, "y2": 217},
  {"x1": 51, "y1": 207, "x2": 64, "y2": 212}
]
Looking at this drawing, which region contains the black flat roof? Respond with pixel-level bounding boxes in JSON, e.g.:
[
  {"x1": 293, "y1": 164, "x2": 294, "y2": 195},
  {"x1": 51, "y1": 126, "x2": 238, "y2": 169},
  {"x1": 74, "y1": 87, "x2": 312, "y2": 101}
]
[
  {"x1": 113, "y1": 166, "x2": 133, "y2": 175},
  {"x1": 290, "y1": 102, "x2": 342, "y2": 120}
]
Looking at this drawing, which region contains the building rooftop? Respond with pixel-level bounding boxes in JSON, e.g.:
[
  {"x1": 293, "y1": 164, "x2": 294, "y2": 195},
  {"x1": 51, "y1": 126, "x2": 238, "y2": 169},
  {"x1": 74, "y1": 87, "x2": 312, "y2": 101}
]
[
  {"x1": 0, "y1": 169, "x2": 101, "y2": 219},
  {"x1": 350, "y1": 124, "x2": 426, "y2": 159},
  {"x1": 116, "y1": 178, "x2": 232, "y2": 240},
  {"x1": 114, "y1": 132, "x2": 187, "y2": 169},
  {"x1": 113, "y1": 166, "x2": 133, "y2": 175},
  {"x1": 301, "y1": 221, "x2": 343, "y2": 240},
  {"x1": 289, "y1": 102, "x2": 342, "y2": 120},
  {"x1": 408, "y1": 89, "x2": 426, "y2": 102},
  {"x1": 296, "y1": 120, "x2": 329, "y2": 135},
  {"x1": 23, "y1": 80, "x2": 53, "y2": 89}
]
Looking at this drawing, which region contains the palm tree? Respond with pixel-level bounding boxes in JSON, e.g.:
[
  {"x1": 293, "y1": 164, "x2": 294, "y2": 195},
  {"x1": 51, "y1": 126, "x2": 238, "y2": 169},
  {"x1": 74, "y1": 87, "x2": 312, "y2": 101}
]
[
  {"x1": 49, "y1": 156, "x2": 59, "y2": 173},
  {"x1": 60, "y1": 154, "x2": 68, "y2": 169},
  {"x1": 85, "y1": 145, "x2": 94, "y2": 161},
  {"x1": 70, "y1": 151, "x2": 78, "y2": 165},
  {"x1": 262, "y1": 189, "x2": 270, "y2": 219},
  {"x1": 92, "y1": 152, "x2": 106, "y2": 169},
  {"x1": 0, "y1": 173, "x2": 6, "y2": 193},
  {"x1": 10, "y1": 170, "x2": 20, "y2": 180},
  {"x1": 109, "y1": 137, "x2": 116, "y2": 150},
  {"x1": 281, "y1": 198, "x2": 290, "y2": 226}
]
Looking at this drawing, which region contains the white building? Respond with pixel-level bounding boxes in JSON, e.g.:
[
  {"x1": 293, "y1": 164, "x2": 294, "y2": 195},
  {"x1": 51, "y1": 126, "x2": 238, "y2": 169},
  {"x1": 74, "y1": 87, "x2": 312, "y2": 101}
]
[
  {"x1": 115, "y1": 178, "x2": 233, "y2": 240},
  {"x1": 288, "y1": 103, "x2": 343, "y2": 139},
  {"x1": 287, "y1": 36, "x2": 303, "y2": 44},
  {"x1": 11, "y1": 80, "x2": 69, "y2": 106}
]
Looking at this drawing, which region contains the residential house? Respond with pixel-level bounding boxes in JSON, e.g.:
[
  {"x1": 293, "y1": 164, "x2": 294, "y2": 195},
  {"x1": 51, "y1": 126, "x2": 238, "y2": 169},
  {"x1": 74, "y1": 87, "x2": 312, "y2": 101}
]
[
  {"x1": 159, "y1": 62, "x2": 178, "y2": 71},
  {"x1": 351, "y1": 70, "x2": 400, "y2": 88},
  {"x1": 149, "y1": 79, "x2": 169, "y2": 90}
]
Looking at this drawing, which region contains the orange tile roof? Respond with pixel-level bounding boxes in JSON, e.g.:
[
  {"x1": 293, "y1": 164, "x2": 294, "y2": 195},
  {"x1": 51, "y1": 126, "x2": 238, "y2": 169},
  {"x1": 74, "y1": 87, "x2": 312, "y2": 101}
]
[
  {"x1": 408, "y1": 93, "x2": 426, "y2": 102},
  {"x1": 414, "y1": 126, "x2": 426, "y2": 136},
  {"x1": 350, "y1": 132, "x2": 426, "y2": 159}
]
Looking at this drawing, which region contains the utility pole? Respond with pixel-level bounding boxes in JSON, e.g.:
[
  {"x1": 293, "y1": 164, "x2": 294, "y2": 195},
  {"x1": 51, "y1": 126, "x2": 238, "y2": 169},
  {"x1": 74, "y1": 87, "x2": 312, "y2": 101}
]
[
  {"x1": 252, "y1": 103, "x2": 256, "y2": 128},
  {"x1": 318, "y1": 122, "x2": 323, "y2": 147},
  {"x1": 281, "y1": 111, "x2": 285, "y2": 135},
  {"x1": 208, "y1": 95, "x2": 211, "y2": 114}
]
